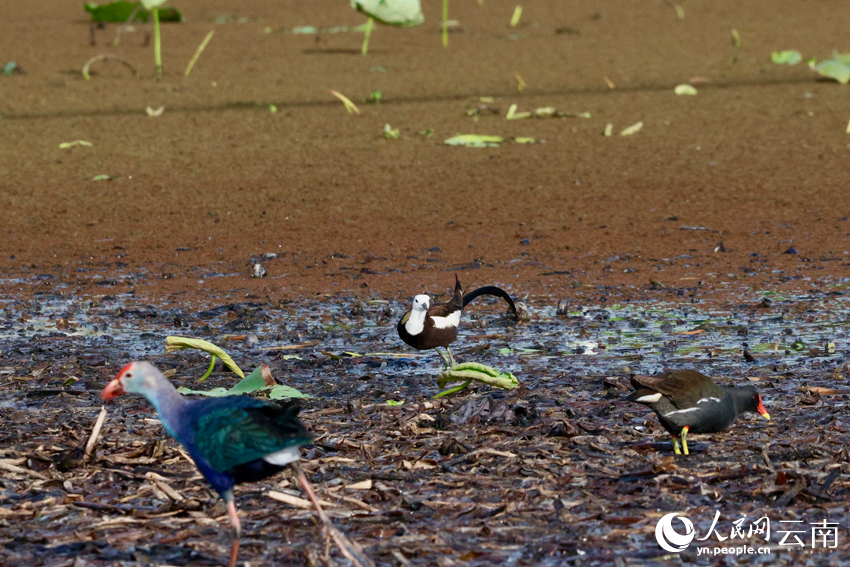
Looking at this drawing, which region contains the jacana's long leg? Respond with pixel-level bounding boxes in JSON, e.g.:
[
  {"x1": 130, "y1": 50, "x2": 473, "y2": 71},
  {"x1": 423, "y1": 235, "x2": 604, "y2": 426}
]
[
  {"x1": 671, "y1": 436, "x2": 682, "y2": 455},
  {"x1": 446, "y1": 346, "x2": 456, "y2": 368},
  {"x1": 681, "y1": 426, "x2": 690, "y2": 455},
  {"x1": 290, "y1": 462, "x2": 375, "y2": 567},
  {"x1": 226, "y1": 499, "x2": 241, "y2": 567},
  {"x1": 434, "y1": 348, "x2": 451, "y2": 369}
]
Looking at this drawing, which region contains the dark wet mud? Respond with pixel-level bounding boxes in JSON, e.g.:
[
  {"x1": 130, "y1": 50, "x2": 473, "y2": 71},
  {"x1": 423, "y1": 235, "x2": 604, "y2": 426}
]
[
  {"x1": 4, "y1": 0, "x2": 850, "y2": 564},
  {"x1": 2, "y1": 283, "x2": 849, "y2": 566}
]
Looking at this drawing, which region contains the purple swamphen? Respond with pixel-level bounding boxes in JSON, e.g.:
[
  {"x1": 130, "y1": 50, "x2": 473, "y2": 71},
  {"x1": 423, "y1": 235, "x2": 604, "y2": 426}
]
[{"x1": 102, "y1": 361, "x2": 373, "y2": 567}]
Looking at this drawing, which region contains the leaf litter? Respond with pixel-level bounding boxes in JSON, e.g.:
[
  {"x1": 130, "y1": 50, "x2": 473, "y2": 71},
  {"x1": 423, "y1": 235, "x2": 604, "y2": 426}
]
[{"x1": 1, "y1": 282, "x2": 850, "y2": 566}]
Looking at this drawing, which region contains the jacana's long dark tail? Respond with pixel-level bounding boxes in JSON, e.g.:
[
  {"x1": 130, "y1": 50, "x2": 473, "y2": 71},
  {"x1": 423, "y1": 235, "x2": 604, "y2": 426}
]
[{"x1": 462, "y1": 285, "x2": 518, "y2": 318}]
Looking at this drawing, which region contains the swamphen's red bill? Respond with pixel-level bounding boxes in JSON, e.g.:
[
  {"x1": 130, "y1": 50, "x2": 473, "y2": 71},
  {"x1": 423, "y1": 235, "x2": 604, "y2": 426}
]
[
  {"x1": 101, "y1": 379, "x2": 124, "y2": 399},
  {"x1": 101, "y1": 363, "x2": 133, "y2": 399},
  {"x1": 100, "y1": 363, "x2": 138, "y2": 400}
]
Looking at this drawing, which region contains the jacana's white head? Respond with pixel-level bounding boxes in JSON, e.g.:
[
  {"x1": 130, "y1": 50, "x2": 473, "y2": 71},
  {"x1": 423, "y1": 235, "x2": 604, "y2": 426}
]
[
  {"x1": 102, "y1": 361, "x2": 161, "y2": 399},
  {"x1": 412, "y1": 294, "x2": 430, "y2": 312}
]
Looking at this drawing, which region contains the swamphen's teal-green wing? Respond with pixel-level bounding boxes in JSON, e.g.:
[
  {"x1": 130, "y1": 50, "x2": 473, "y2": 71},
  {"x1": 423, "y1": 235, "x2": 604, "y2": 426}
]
[{"x1": 192, "y1": 397, "x2": 313, "y2": 474}]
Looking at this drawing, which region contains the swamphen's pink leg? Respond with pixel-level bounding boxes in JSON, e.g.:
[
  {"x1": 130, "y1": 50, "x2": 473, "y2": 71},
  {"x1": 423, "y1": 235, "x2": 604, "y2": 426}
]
[
  {"x1": 290, "y1": 462, "x2": 375, "y2": 567},
  {"x1": 227, "y1": 500, "x2": 241, "y2": 567}
]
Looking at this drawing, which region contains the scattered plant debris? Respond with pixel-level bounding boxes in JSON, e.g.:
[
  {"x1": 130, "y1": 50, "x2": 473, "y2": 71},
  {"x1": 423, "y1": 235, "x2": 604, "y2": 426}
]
[{"x1": 329, "y1": 89, "x2": 361, "y2": 114}]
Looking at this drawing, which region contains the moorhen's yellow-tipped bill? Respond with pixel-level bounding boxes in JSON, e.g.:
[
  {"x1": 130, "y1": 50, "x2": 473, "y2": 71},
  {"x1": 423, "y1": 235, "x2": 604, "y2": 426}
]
[
  {"x1": 397, "y1": 275, "x2": 517, "y2": 369},
  {"x1": 624, "y1": 369, "x2": 770, "y2": 455}
]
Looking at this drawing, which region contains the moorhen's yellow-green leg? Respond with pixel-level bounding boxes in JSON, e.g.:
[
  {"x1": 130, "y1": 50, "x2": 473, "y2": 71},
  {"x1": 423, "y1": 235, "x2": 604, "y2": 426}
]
[
  {"x1": 226, "y1": 499, "x2": 241, "y2": 567},
  {"x1": 671, "y1": 436, "x2": 682, "y2": 455},
  {"x1": 681, "y1": 426, "x2": 690, "y2": 455}
]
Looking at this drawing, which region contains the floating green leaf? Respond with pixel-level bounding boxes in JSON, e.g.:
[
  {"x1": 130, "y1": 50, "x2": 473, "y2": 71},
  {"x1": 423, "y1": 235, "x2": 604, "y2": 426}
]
[
  {"x1": 444, "y1": 134, "x2": 503, "y2": 147},
  {"x1": 509, "y1": 6, "x2": 522, "y2": 27},
  {"x1": 269, "y1": 385, "x2": 307, "y2": 399},
  {"x1": 386, "y1": 399, "x2": 405, "y2": 406},
  {"x1": 514, "y1": 137, "x2": 535, "y2": 144},
  {"x1": 771, "y1": 50, "x2": 802, "y2": 65},
  {"x1": 59, "y1": 140, "x2": 93, "y2": 149},
  {"x1": 292, "y1": 26, "x2": 319, "y2": 34},
  {"x1": 384, "y1": 124, "x2": 400, "y2": 139},
  {"x1": 814, "y1": 59, "x2": 850, "y2": 84},
  {"x1": 92, "y1": 174, "x2": 111, "y2": 181},
  {"x1": 671, "y1": 3, "x2": 684, "y2": 19},
  {"x1": 84, "y1": 1, "x2": 182, "y2": 23},
  {"x1": 728, "y1": 28, "x2": 741, "y2": 68},
  {"x1": 620, "y1": 121, "x2": 643, "y2": 136},
  {"x1": 674, "y1": 84, "x2": 698, "y2": 95},
  {"x1": 178, "y1": 366, "x2": 307, "y2": 398},
  {"x1": 515, "y1": 73, "x2": 527, "y2": 92},
  {"x1": 506, "y1": 105, "x2": 590, "y2": 120},
  {"x1": 86, "y1": 1, "x2": 148, "y2": 22},
  {"x1": 3, "y1": 62, "x2": 19, "y2": 75},
  {"x1": 165, "y1": 336, "x2": 245, "y2": 379},
  {"x1": 350, "y1": 0, "x2": 424, "y2": 27},
  {"x1": 506, "y1": 104, "x2": 532, "y2": 120},
  {"x1": 603, "y1": 123, "x2": 614, "y2": 137}
]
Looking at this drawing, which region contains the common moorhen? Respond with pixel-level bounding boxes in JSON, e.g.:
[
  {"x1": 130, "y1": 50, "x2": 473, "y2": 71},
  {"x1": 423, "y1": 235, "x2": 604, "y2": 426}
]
[{"x1": 625, "y1": 369, "x2": 770, "y2": 455}]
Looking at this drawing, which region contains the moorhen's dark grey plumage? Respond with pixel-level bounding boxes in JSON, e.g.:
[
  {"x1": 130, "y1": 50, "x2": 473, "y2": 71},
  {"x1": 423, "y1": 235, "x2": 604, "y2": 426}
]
[
  {"x1": 397, "y1": 275, "x2": 516, "y2": 368},
  {"x1": 625, "y1": 369, "x2": 770, "y2": 455}
]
